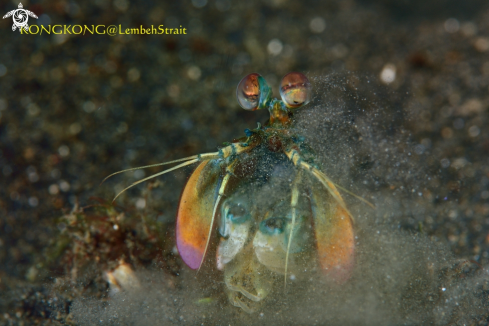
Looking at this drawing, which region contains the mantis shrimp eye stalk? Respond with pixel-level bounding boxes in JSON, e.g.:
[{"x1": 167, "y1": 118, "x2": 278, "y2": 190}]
[
  {"x1": 279, "y1": 72, "x2": 312, "y2": 109},
  {"x1": 236, "y1": 73, "x2": 272, "y2": 111}
]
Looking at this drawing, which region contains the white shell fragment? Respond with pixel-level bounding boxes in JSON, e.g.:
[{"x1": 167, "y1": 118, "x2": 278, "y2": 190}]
[{"x1": 104, "y1": 261, "x2": 141, "y2": 296}]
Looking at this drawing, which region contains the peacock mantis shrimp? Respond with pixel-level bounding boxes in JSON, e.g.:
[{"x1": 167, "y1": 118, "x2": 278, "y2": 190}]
[{"x1": 104, "y1": 72, "x2": 372, "y2": 312}]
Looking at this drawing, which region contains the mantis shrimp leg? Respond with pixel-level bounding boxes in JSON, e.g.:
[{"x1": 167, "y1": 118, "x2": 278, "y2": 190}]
[
  {"x1": 198, "y1": 159, "x2": 237, "y2": 271},
  {"x1": 284, "y1": 148, "x2": 356, "y2": 283},
  {"x1": 285, "y1": 148, "x2": 374, "y2": 210},
  {"x1": 284, "y1": 148, "x2": 352, "y2": 218},
  {"x1": 284, "y1": 170, "x2": 302, "y2": 288},
  {"x1": 225, "y1": 279, "x2": 269, "y2": 303}
]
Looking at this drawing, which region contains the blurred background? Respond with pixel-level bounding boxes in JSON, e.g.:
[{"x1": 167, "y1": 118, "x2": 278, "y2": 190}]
[{"x1": 1, "y1": 0, "x2": 489, "y2": 324}]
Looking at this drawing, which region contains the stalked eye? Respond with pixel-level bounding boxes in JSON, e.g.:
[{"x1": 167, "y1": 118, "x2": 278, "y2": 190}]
[
  {"x1": 236, "y1": 73, "x2": 271, "y2": 111},
  {"x1": 259, "y1": 217, "x2": 286, "y2": 235},
  {"x1": 279, "y1": 72, "x2": 311, "y2": 109}
]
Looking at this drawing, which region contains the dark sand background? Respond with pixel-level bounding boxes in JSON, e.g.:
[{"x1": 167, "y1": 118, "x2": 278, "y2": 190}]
[{"x1": 1, "y1": 0, "x2": 489, "y2": 324}]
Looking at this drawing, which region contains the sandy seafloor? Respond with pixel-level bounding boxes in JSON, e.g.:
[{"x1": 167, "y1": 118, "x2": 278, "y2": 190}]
[{"x1": 1, "y1": 0, "x2": 489, "y2": 325}]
